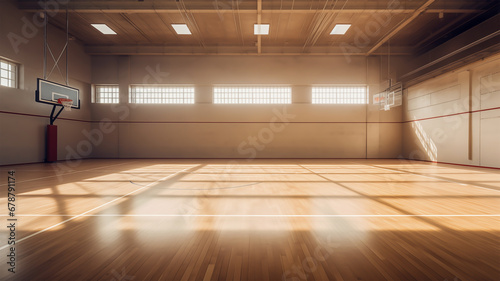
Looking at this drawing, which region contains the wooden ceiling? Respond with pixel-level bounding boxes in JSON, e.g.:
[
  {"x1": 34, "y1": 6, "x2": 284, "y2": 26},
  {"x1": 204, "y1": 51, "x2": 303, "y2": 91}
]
[{"x1": 17, "y1": 0, "x2": 498, "y2": 55}]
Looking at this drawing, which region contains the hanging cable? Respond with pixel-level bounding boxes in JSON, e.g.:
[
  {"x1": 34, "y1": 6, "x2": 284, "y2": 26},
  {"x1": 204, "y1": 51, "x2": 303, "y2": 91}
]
[
  {"x1": 388, "y1": 38, "x2": 391, "y2": 87},
  {"x1": 66, "y1": 4, "x2": 69, "y2": 85},
  {"x1": 235, "y1": 0, "x2": 244, "y2": 45}
]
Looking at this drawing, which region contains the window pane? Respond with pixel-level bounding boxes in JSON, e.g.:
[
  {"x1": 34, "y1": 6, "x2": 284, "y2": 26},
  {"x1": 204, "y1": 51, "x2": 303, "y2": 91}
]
[
  {"x1": 213, "y1": 86, "x2": 291, "y2": 104},
  {"x1": 130, "y1": 85, "x2": 195, "y2": 104},
  {"x1": 95, "y1": 85, "x2": 119, "y2": 103},
  {"x1": 0, "y1": 59, "x2": 17, "y2": 89},
  {"x1": 312, "y1": 87, "x2": 367, "y2": 104}
]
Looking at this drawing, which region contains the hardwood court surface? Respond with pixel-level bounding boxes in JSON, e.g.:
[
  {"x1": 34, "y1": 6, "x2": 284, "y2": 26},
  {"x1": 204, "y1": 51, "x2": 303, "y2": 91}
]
[{"x1": 0, "y1": 159, "x2": 499, "y2": 280}]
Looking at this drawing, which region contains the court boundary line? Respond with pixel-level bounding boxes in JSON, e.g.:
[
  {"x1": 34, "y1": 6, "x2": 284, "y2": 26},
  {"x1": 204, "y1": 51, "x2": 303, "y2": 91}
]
[
  {"x1": 0, "y1": 161, "x2": 133, "y2": 187},
  {"x1": 129, "y1": 180, "x2": 261, "y2": 190},
  {"x1": 2, "y1": 214, "x2": 499, "y2": 217},
  {"x1": 0, "y1": 166, "x2": 195, "y2": 251}
]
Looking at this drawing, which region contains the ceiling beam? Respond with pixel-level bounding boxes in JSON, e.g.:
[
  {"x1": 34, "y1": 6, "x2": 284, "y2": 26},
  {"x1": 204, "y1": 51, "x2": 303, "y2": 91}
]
[
  {"x1": 18, "y1": 8, "x2": 482, "y2": 14},
  {"x1": 86, "y1": 51, "x2": 401, "y2": 56},
  {"x1": 366, "y1": 0, "x2": 435, "y2": 55},
  {"x1": 84, "y1": 45, "x2": 413, "y2": 56}
]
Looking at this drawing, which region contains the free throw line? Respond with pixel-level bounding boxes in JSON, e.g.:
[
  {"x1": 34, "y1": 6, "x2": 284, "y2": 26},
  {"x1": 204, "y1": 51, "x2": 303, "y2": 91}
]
[{"x1": 2, "y1": 214, "x2": 499, "y2": 217}]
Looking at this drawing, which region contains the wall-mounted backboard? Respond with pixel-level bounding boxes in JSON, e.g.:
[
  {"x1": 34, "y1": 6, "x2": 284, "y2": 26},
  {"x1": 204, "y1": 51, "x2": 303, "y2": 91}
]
[{"x1": 35, "y1": 78, "x2": 80, "y2": 109}]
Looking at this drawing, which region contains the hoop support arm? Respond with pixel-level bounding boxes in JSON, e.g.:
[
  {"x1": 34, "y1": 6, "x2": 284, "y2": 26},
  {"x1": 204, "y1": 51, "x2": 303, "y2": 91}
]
[{"x1": 49, "y1": 105, "x2": 65, "y2": 125}]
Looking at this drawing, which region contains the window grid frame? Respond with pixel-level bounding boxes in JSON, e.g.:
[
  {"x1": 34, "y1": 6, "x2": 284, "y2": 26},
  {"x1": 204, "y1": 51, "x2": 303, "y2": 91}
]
[
  {"x1": 0, "y1": 59, "x2": 18, "y2": 89},
  {"x1": 129, "y1": 85, "x2": 195, "y2": 104},
  {"x1": 213, "y1": 86, "x2": 292, "y2": 104},
  {"x1": 312, "y1": 86, "x2": 368, "y2": 104},
  {"x1": 95, "y1": 85, "x2": 120, "y2": 104}
]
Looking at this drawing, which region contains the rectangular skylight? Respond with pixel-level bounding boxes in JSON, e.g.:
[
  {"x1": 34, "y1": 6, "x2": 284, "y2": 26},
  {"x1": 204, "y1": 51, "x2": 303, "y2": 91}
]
[
  {"x1": 171, "y1": 24, "x2": 192, "y2": 35},
  {"x1": 330, "y1": 24, "x2": 351, "y2": 35},
  {"x1": 254, "y1": 24, "x2": 270, "y2": 35},
  {"x1": 91, "y1": 24, "x2": 117, "y2": 35}
]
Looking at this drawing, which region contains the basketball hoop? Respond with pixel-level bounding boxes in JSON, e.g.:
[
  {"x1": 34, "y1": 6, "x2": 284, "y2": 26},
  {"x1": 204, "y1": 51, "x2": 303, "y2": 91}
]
[{"x1": 57, "y1": 98, "x2": 73, "y2": 111}]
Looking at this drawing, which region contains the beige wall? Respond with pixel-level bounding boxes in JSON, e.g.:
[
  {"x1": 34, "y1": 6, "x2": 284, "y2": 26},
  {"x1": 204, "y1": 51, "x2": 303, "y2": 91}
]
[
  {"x1": 403, "y1": 53, "x2": 500, "y2": 168},
  {"x1": 0, "y1": 0, "x2": 92, "y2": 165},
  {"x1": 90, "y1": 55, "x2": 402, "y2": 159}
]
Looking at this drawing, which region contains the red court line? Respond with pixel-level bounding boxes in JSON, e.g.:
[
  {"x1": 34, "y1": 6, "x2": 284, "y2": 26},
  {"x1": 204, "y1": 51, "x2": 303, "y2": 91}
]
[
  {"x1": 0, "y1": 111, "x2": 399, "y2": 124},
  {"x1": 0, "y1": 110, "x2": 90, "y2": 123},
  {"x1": 3, "y1": 107, "x2": 499, "y2": 124},
  {"x1": 404, "y1": 107, "x2": 500, "y2": 123}
]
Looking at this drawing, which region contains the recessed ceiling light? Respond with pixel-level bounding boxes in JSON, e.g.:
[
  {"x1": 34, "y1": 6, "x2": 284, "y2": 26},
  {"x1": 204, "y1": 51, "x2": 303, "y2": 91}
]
[
  {"x1": 330, "y1": 24, "x2": 351, "y2": 35},
  {"x1": 171, "y1": 24, "x2": 192, "y2": 35},
  {"x1": 91, "y1": 24, "x2": 117, "y2": 35},
  {"x1": 254, "y1": 24, "x2": 270, "y2": 35}
]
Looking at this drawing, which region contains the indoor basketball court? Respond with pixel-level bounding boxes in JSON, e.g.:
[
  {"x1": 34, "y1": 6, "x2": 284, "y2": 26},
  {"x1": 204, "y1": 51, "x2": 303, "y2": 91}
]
[{"x1": 0, "y1": 0, "x2": 499, "y2": 280}]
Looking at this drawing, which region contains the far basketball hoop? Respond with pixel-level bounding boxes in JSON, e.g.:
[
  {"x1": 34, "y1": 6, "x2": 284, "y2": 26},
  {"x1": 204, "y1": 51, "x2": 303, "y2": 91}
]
[{"x1": 375, "y1": 82, "x2": 403, "y2": 111}]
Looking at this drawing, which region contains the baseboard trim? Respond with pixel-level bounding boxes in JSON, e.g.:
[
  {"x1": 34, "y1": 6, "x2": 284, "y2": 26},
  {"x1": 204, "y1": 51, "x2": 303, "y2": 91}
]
[{"x1": 409, "y1": 159, "x2": 500, "y2": 170}]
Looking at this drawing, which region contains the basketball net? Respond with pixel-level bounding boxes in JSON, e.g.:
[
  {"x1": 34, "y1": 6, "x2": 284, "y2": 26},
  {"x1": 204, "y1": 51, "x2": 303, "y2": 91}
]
[{"x1": 58, "y1": 98, "x2": 73, "y2": 111}]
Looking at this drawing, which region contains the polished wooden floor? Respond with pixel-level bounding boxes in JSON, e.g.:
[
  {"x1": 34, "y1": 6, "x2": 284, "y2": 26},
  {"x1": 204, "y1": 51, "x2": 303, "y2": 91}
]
[{"x1": 0, "y1": 159, "x2": 499, "y2": 280}]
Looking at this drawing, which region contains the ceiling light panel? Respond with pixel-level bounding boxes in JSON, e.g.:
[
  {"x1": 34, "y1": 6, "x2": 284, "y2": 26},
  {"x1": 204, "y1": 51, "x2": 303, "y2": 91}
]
[
  {"x1": 254, "y1": 24, "x2": 270, "y2": 35},
  {"x1": 330, "y1": 24, "x2": 351, "y2": 35},
  {"x1": 171, "y1": 24, "x2": 192, "y2": 35},
  {"x1": 91, "y1": 24, "x2": 117, "y2": 35}
]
